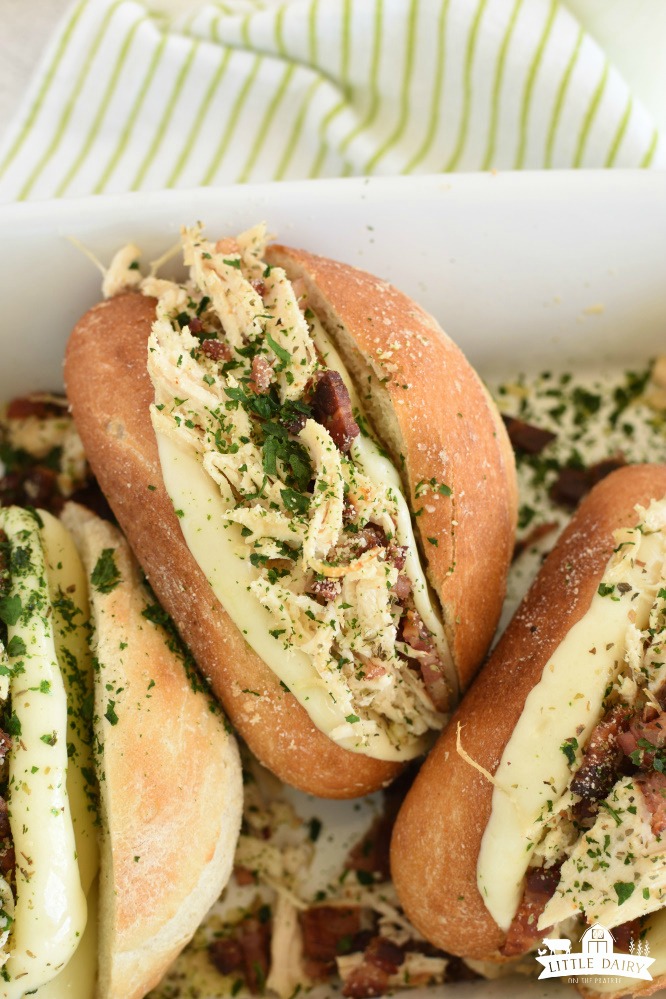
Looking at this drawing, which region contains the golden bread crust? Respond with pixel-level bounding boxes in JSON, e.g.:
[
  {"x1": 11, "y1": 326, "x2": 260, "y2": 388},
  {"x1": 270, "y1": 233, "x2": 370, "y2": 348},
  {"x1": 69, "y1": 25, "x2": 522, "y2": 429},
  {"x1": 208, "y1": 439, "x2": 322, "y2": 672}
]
[
  {"x1": 64, "y1": 293, "x2": 401, "y2": 798},
  {"x1": 61, "y1": 503, "x2": 243, "y2": 999},
  {"x1": 265, "y1": 244, "x2": 518, "y2": 689},
  {"x1": 390, "y1": 464, "x2": 666, "y2": 959}
]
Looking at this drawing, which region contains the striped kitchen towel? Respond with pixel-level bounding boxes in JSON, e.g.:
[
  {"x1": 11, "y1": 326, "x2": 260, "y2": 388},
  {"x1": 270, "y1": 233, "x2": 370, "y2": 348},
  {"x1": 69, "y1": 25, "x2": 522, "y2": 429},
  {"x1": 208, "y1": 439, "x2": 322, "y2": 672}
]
[{"x1": 0, "y1": 0, "x2": 662, "y2": 202}]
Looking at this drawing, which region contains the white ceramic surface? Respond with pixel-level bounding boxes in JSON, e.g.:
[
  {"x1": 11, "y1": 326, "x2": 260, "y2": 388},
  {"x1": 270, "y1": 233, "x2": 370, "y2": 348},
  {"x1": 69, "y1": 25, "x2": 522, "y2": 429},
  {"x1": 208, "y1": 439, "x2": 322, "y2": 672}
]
[{"x1": 0, "y1": 171, "x2": 664, "y2": 999}]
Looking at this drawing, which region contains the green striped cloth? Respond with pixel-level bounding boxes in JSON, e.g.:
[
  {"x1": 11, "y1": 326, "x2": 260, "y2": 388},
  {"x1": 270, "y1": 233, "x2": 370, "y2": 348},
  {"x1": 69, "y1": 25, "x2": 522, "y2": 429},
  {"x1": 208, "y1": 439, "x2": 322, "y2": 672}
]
[{"x1": 0, "y1": 0, "x2": 662, "y2": 201}]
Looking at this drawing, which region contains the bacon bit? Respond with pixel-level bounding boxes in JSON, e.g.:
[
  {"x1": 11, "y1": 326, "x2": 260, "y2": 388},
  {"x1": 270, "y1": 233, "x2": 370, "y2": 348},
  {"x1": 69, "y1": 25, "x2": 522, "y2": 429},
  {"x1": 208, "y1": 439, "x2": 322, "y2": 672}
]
[
  {"x1": 342, "y1": 499, "x2": 357, "y2": 525},
  {"x1": 363, "y1": 937, "x2": 404, "y2": 973},
  {"x1": 361, "y1": 660, "x2": 388, "y2": 681},
  {"x1": 502, "y1": 865, "x2": 562, "y2": 957},
  {"x1": 618, "y1": 711, "x2": 666, "y2": 767},
  {"x1": 312, "y1": 371, "x2": 360, "y2": 452},
  {"x1": 249, "y1": 354, "x2": 273, "y2": 395},
  {"x1": 570, "y1": 706, "x2": 632, "y2": 801},
  {"x1": 354, "y1": 524, "x2": 387, "y2": 554},
  {"x1": 419, "y1": 659, "x2": 450, "y2": 713},
  {"x1": 613, "y1": 918, "x2": 642, "y2": 954},
  {"x1": 209, "y1": 916, "x2": 272, "y2": 993},
  {"x1": 250, "y1": 279, "x2": 267, "y2": 299},
  {"x1": 386, "y1": 542, "x2": 408, "y2": 572},
  {"x1": 234, "y1": 865, "x2": 257, "y2": 886},
  {"x1": 550, "y1": 455, "x2": 626, "y2": 508},
  {"x1": 512, "y1": 521, "x2": 559, "y2": 561},
  {"x1": 300, "y1": 906, "x2": 363, "y2": 978},
  {"x1": 342, "y1": 961, "x2": 389, "y2": 999},
  {"x1": 201, "y1": 339, "x2": 232, "y2": 362},
  {"x1": 401, "y1": 609, "x2": 448, "y2": 711},
  {"x1": 0, "y1": 466, "x2": 61, "y2": 514},
  {"x1": 187, "y1": 316, "x2": 204, "y2": 334},
  {"x1": 637, "y1": 771, "x2": 666, "y2": 835},
  {"x1": 6, "y1": 395, "x2": 65, "y2": 420},
  {"x1": 209, "y1": 937, "x2": 245, "y2": 975},
  {"x1": 392, "y1": 574, "x2": 412, "y2": 601},
  {"x1": 345, "y1": 814, "x2": 393, "y2": 882},
  {"x1": 502, "y1": 415, "x2": 556, "y2": 454},
  {"x1": 308, "y1": 577, "x2": 342, "y2": 604},
  {"x1": 0, "y1": 798, "x2": 11, "y2": 839}
]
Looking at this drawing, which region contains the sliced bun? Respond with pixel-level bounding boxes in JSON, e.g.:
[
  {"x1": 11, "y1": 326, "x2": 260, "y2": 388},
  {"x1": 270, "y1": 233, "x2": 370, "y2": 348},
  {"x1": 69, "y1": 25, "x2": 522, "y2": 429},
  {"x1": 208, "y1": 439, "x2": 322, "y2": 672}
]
[
  {"x1": 64, "y1": 294, "x2": 401, "y2": 798},
  {"x1": 61, "y1": 503, "x2": 243, "y2": 998},
  {"x1": 64, "y1": 240, "x2": 516, "y2": 796},
  {"x1": 390, "y1": 464, "x2": 666, "y2": 964}
]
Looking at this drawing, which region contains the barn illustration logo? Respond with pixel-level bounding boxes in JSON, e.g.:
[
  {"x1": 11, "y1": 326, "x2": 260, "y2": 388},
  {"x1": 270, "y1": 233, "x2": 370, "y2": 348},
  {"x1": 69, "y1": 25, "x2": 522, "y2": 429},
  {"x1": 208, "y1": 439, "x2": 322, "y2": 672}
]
[{"x1": 536, "y1": 924, "x2": 654, "y2": 982}]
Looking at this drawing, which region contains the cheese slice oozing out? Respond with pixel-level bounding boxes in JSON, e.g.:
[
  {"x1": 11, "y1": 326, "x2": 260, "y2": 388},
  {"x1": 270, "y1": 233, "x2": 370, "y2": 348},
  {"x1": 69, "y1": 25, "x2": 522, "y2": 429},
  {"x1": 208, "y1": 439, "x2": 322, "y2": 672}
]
[
  {"x1": 0, "y1": 507, "x2": 98, "y2": 998},
  {"x1": 477, "y1": 506, "x2": 665, "y2": 932}
]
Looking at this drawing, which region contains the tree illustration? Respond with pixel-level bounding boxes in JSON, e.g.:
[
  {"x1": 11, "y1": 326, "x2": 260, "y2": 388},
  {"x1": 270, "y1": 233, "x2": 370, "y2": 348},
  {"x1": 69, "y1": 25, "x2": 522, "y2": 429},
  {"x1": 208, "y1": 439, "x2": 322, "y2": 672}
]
[
  {"x1": 637, "y1": 940, "x2": 643, "y2": 957},
  {"x1": 644, "y1": 940, "x2": 650, "y2": 956},
  {"x1": 630, "y1": 939, "x2": 635, "y2": 954}
]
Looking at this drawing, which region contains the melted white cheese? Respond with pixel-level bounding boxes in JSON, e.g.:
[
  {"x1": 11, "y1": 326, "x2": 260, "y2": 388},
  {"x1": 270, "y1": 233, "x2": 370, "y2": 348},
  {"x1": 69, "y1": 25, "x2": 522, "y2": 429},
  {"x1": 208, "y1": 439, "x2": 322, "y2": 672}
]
[
  {"x1": 477, "y1": 517, "x2": 665, "y2": 931},
  {"x1": 540, "y1": 777, "x2": 666, "y2": 928},
  {"x1": 0, "y1": 508, "x2": 94, "y2": 997}
]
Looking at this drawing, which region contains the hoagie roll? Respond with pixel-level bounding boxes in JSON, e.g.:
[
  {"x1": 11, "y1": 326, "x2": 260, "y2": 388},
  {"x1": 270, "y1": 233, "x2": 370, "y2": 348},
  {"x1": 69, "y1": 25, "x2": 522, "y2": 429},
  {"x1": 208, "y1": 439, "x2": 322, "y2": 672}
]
[
  {"x1": 391, "y1": 463, "x2": 666, "y2": 999},
  {"x1": 64, "y1": 224, "x2": 517, "y2": 798},
  {"x1": 0, "y1": 503, "x2": 242, "y2": 997}
]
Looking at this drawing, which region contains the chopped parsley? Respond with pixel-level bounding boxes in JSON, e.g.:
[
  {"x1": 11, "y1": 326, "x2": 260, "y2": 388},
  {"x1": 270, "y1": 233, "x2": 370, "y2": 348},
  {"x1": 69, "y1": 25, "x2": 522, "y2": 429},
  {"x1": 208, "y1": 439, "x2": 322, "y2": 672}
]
[{"x1": 91, "y1": 549, "x2": 122, "y2": 595}]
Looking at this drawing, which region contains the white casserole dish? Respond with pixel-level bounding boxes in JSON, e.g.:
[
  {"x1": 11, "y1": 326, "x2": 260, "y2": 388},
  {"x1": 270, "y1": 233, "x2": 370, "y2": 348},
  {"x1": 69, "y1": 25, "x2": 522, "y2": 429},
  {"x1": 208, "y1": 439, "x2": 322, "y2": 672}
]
[{"x1": 0, "y1": 171, "x2": 664, "y2": 999}]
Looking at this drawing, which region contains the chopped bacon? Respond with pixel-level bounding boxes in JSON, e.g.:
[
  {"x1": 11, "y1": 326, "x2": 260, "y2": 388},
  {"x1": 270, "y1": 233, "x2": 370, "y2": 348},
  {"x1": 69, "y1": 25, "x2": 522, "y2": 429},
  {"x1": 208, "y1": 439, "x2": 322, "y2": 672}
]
[
  {"x1": 637, "y1": 771, "x2": 666, "y2": 835},
  {"x1": 311, "y1": 371, "x2": 360, "y2": 452},
  {"x1": 6, "y1": 395, "x2": 65, "y2": 420},
  {"x1": 187, "y1": 316, "x2": 204, "y2": 334},
  {"x1": 233, "y1": 865, "x2": 257, "y2": 886},
  {"x1": 201, "y1": 338, "x2": 232, "y2": 362},
  {"x1": 400, "y1": 608, "x2": 448, "y2": 710},
  {"x1": 355, "y1": 524, "x2": 387, "y2": 554},
  {"x1": 308, "y1": 577, "x2": 342, "y2": 604},
  {"x1": 613, "y1": 919, "x2": 642, "y2": 953},
  {"x1": 550, "y1": 455, "x2": 626, "y2": 508},
  {"x1": 0, "y1": 798, "x2": 11, "y2": 839},
  {"x1": 571, "y1": 706, "x2": 632, "y2": 801},
  {"x1": 342, "y1": 962, "x2": 389, "y2": 998},
  {"x1": 362, "y1": 937, "x2": 404, "y2": 973},
  {"x1": 617, "y1": 711, "x2": 666, "y2": 767},
  {"x1": 300, "y1": 906, "x2": 362, "y2": 978},
  {"x1": 419, "y1": 659, "x2": 450, "y2": 713},
  {"x1": 249, "y1": 355, "x2": 273, "y2": 395},
  {"x1": 392, "y1": 574, "x2": 412, "y2": 601},
  {"x1": 341, "y1": 938, "x2": 405, "y2": 998},
  {"x1": 0, "y1": 466, "x2": 61, "y2": 514},
  {"x1": 502, "y1": 865, "x2": 561, "y2": 957},
  {"x1": 502, "y1": 415, "x2": 556, "y2": 454},
  {"x1": 209, "y1": 937, "x2": 245, "y2": 975},
  {"x1": 386, "y1": 542, "x2": 408, "y2": 571},
  {"x1": 251, "y1": 279, "x2": 267, "y2": 299},
  {"x1": 345, "y1": 814, "x2": 393, "y2": 882},
  {"x1": 208, "y1": 916, "x2": 272, "y2": 993}
]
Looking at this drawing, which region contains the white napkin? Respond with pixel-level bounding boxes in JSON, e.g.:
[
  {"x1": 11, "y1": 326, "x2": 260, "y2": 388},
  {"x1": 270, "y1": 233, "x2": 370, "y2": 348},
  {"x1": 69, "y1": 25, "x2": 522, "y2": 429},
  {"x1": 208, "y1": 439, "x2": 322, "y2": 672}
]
[{"x1": 0, "y1": 0, "x2": 662, "y2": 202}]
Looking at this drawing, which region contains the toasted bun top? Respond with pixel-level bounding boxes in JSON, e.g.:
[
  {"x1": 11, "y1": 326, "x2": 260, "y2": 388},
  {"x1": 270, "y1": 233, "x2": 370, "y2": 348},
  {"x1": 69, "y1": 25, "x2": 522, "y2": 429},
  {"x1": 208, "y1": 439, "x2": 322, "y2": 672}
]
[
  {"x1": 64, "y1": 292, "x2": 403, "y2": 797},
  {"x1": 390, "y1": 463, "x2": 666, "y2": 959},
  {"x1": 265, "y1": 244, "x2": 518, "y2": 689},
  {"x1": 61, "y1": 503, "x2": 243, "y2": 999}
]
